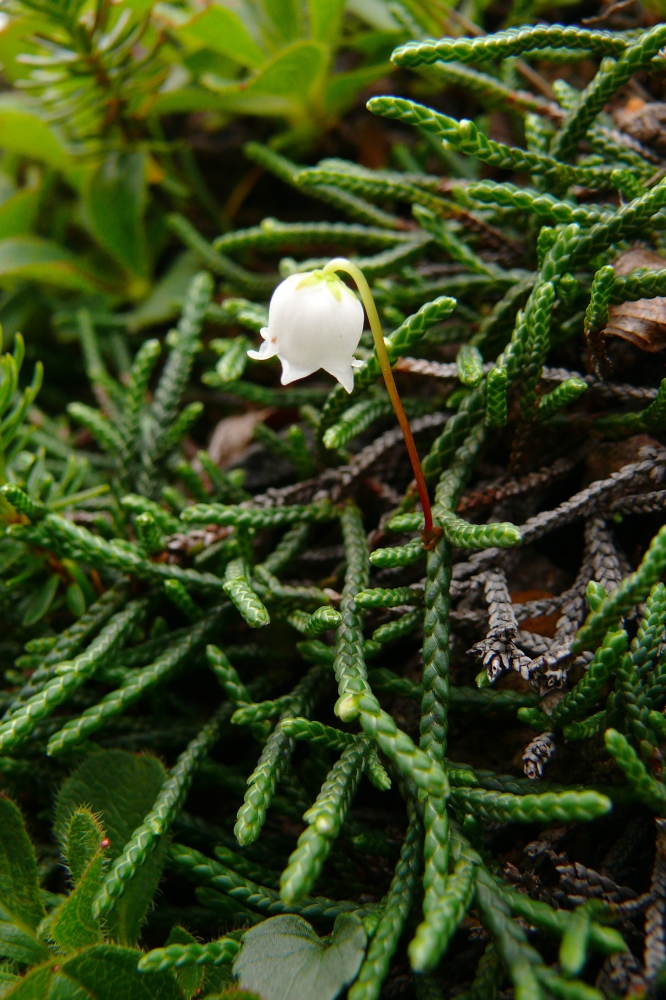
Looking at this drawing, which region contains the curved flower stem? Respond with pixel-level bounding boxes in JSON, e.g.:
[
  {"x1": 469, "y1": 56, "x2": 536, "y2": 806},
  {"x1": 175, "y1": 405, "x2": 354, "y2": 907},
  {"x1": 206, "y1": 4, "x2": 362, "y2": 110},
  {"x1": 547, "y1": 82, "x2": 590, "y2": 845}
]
[{"x1": 323, "y1": 257, "x2": 435, "y2": 543}]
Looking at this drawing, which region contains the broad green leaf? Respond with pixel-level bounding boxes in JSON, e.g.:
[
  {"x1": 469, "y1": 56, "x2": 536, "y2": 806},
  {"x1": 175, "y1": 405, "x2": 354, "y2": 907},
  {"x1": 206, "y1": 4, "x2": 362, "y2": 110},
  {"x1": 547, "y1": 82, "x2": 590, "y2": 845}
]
[
  {"x1": 84, "y1": 152, "x2": 149, "y2": 283},
  {"x1": 63, "y1": 809, "x2": 105, "y2": 884},
  {"x1": 0, "y1": 797, "x2": 46, "y2": 931},
  {"x1": 0, "y1": 188, "x2": 39, "y2": 240},
  {"x1": 233, "y1": 913, "x2": 367, "y2": 1000},
  {"x1": 3, "y1": 946, "x2": 182, "y2": 999},
  {"x1": 179, "y1": 6, "x2": 266, "y2": 68},
  {"x1": 324, "y1": 61, "x2": 394, "y2": 116},
  {"x1": 55, "y1": 751, "x2": 168, "y2": 946},
  {"x1": 308, "y1": 0, "x2": 345, "y2": 41},
  {"x1": 126, "y1": 251, "x2": 200, "y2": 333},
  {"x1": 165, "y1": 926, "x2": 204, "y2": 999},
  {"x1": 0, "y1": 238, "x2": 114, "y2": 294},
  {"x1": 202, "y1": 41, "x2": 327, "y2": 118},
  {"x1": 22, "y1": 572, "x2": 58, "y2": 627}
]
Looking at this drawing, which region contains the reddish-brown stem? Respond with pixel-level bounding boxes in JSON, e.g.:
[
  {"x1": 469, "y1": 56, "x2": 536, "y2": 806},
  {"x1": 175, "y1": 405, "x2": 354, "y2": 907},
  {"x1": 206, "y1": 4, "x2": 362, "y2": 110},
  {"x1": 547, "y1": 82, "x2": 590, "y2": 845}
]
[{"x1": 323, "y1": 258, "x2": 435, "y2": 542}]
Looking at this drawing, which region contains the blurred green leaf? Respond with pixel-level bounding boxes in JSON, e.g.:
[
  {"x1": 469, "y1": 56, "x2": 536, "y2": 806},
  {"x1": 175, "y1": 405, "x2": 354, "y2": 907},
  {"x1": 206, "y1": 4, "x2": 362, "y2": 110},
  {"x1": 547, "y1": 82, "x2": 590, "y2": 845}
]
[
  {"x1": 84, "y1": 152, "x2": 149, "y2": 284},
  {"x1": 180, "y1": 5, "x2": 267, "y2": 68},
  {"x1": 65, "y1": 582, "x2": 87, "y2": 617},
  {"x1": 202, "y1": 40, "x2": 328, "y2": 118},
  {"x1": 0, "y1": 97, "x2": 72, "y2": 174},
  {"x1": 324, "y1": 60, "x2": 393, "y2": 115},
  {"x1": 22, "y1": 572, "x2": 58, "y2": 626},
  {"x1": 0, "y1": 238, "x2": 114, "y2": 294},
  {"x1": 0, "y1": 188, "x2": 39, "y2": 240},
  {"x1": 151, "y1": 86, "x2": 226, "y2": 115},
  {"x1": 125, "y1": 250, "x2": 200, "y2": 333},
  {"x1": 0, "y1": 16, "x2": 55, "y2": 83},
  {"x1": 346, "y1": 0, "x2": 401, "y2": 29},
  {"x1": 308, "y1": 0, "x2": 346, "y2": 41},
  {"x1": 262, "y1": 0, "x2": 302, "y2": 43}
]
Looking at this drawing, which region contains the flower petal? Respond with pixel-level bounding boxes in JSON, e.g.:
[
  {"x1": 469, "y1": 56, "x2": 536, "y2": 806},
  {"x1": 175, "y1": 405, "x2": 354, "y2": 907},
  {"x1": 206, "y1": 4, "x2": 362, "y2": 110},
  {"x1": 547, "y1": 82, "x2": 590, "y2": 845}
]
[
  {"x1": 280, "y1": 357, "x2": 318, "y2": 384},
  {"x1": 248, "y1": 329, "x2": 279, "y2": 361},
  {"x1": 323, "y1": 361, "x2": 355, "y2": 393}
]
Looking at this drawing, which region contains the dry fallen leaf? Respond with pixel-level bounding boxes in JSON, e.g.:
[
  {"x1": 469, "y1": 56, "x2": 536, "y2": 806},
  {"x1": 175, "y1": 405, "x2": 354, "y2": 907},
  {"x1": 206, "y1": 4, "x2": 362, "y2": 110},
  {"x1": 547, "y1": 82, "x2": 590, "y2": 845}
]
[
  {"x1": 207, "y1": 408, "x2": 273, "y2": 469},
  {"x1": 613, "y1": 100, "x2": 666, "y2": 155},
  {"x1": 604, "y1": 247, "x2": 666, "y2": 353}
]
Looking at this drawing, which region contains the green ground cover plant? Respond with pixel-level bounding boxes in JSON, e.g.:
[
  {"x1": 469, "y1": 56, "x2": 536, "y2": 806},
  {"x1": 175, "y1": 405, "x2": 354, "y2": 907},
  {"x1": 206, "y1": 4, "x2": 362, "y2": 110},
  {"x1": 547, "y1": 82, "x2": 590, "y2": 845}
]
[{"x1": 1, "y1": 1, "x2": 666, "y2": 998}]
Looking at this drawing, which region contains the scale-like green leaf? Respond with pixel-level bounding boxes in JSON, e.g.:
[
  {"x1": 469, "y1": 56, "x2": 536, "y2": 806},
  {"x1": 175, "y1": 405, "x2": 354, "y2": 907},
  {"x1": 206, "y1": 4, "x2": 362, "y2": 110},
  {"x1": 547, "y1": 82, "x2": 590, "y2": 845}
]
[
  {"x1": 55, "y1": 752, "x2": 168, "y2": 946},
  {"x1": 233, "y1": 913, "x2": 367, "y2": 1000},
  {"x1": 3, "y1": 946, "x2": 182, "y2": 999},
  {"x1": 180, "y1": 6, "x2": 266, "y2": 68},
  {"x1": 84, "y1": 152, "x2": 149, "y2": 283}
]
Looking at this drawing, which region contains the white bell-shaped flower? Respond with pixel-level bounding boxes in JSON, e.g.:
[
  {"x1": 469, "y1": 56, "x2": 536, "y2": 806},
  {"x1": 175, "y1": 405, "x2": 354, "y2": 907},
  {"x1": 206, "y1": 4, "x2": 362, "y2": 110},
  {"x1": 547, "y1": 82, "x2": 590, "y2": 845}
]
[{"x1": 247, "y1": 270, "x2": 364, "y2": 393}]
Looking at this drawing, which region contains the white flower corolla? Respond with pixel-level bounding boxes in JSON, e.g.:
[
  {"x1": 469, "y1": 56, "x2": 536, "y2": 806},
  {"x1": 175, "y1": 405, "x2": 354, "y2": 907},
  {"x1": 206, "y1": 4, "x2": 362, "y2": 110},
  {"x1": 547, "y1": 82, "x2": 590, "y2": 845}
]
[{"x1": 247, "y1": 270, "x2": 364, "y2": 393}]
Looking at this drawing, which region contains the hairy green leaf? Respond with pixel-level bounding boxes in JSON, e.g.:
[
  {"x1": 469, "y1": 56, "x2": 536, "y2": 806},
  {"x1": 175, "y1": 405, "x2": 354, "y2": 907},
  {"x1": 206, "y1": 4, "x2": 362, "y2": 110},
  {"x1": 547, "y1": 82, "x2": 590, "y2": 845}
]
[
  {"x1": 55, "y1": 751, "x2": 168, "y2": 946},
  {"x1": 3, "y1": 946, "x2": 182, "y2": 999},
  {"x1": 164, "y1": 926, "x2": 205, "y2": 999},
  {"x1": 0, "y1": 797, "x2": 45, "y2": 931}
]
